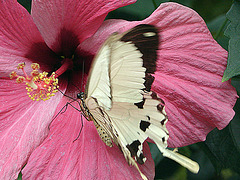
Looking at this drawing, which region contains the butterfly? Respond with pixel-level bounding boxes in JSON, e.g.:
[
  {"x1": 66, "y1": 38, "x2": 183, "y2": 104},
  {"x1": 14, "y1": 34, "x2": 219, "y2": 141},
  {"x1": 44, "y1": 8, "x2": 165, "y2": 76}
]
[{"x1": 78, "y1": 24, "x2": 199, "y2": 179}]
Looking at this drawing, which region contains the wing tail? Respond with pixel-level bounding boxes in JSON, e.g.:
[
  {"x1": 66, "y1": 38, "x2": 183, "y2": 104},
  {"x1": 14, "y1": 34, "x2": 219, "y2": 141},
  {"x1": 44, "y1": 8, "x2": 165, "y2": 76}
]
[
  {"x1": 147, "y1": 130, "x2": 199, "y2": 173},
  {"x1": 161, "y1": 149, "x2": 200, "y2": 173}
]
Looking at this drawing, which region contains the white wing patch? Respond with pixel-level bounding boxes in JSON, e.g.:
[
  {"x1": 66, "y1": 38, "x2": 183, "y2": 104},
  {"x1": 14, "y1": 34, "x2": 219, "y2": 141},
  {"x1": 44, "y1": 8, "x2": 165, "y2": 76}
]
[
  {"x1": 143, "y1": 32, "x2": 156, "y2": 37},
  {"x1": 86, "y1": 43, "x2": 111, "y2": 110},
  {"x1": 85, "y1": 23, "x2": 160, "y2": 112},
  {"x1": 110, "y1": 41, "x2": 145, "y2": 103},
  {"x1": 86, "y1": 37, "x2": 146, "y2": 109}
]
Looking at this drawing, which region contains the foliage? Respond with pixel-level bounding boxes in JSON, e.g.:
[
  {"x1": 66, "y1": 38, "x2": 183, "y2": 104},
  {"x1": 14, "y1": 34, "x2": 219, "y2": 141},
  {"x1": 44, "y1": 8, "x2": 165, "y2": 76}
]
[{"x1": 223, "y1": 0, "x2": 240, "y2": 81}]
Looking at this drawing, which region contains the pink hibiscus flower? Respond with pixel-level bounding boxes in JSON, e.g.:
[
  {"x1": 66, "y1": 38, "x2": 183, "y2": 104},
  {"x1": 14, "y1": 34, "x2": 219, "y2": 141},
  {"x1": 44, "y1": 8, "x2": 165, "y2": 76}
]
[{"x1": 0, "y1": 0, "x2": 237, "y2": 180}]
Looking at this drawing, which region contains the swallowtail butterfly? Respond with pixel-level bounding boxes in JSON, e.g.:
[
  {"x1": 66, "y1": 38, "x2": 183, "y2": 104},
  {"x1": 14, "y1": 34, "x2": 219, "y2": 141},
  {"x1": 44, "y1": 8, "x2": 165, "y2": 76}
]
[{"x1": 78, "y1": 24, "x2": 199, "y2": 179}]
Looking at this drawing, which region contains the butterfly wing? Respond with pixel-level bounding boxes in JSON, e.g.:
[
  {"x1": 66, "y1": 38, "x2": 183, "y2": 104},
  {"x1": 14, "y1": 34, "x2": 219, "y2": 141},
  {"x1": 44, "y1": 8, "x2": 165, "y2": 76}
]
[
  {"x1": 84, "y1": 24, "x2": 199, "y2": 179},
  {"x1": 85, "y1": 37, "x2": 112, "y2": 110}
]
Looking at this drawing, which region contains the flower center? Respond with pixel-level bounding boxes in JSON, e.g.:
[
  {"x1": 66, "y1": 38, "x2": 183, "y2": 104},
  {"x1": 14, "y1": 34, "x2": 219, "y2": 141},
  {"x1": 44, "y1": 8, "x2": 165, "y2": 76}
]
[{"x1": 10, "y1": 58, "x2": 73, "y2": 101}]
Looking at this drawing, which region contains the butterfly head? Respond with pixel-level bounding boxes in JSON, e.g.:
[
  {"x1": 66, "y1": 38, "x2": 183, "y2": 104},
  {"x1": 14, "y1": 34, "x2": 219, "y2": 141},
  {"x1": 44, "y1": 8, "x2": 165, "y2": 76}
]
[{"x1": 77, "y1": 92, "x2": 85, "y2": 100}]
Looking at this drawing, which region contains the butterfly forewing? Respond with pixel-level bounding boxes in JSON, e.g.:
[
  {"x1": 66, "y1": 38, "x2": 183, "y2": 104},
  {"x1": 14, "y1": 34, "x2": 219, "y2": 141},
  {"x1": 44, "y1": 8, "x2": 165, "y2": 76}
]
[
  {"x1": 82, "y1": 24, "x2": 199, "y2": 179},
  {"x1": 85, "y1": 38, "x2": 112, "y2": 110},
  {"x1": 120, "y1": 24, "x2": 158, "y2": 74}
]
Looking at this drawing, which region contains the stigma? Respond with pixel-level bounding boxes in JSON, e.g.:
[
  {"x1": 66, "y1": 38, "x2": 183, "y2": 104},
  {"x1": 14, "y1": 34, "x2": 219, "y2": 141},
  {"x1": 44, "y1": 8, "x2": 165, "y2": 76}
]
[{"x1": 10, "y1": 63, "x2": 59, "y2": 101}]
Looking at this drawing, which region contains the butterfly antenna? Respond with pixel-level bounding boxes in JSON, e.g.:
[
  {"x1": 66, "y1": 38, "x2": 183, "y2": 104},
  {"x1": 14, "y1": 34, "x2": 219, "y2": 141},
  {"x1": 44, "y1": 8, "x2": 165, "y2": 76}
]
[
  {"x1": 80, "y1": 60, "x2": 85, "y2": 92},
  {"x1": 69, "y1": 60, "x2": 85, "y2": 93}
]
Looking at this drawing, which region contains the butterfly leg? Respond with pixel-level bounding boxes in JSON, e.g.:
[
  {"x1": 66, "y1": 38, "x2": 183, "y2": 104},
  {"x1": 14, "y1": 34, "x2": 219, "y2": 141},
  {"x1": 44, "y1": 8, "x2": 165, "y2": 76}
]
[
  {"x1": 73, "y1": 114, "x2": 84, "y2": 142},
  {"x1": 48, "y1": 99, "x2": 82, "y2": 129}
]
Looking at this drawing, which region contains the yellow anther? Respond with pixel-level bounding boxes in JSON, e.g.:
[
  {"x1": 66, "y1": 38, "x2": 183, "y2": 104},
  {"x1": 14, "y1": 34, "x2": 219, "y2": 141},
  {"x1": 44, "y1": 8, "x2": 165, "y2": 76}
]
[
  {"x1": 10, "y1": 62, "x2": 59, "y2": 101},
  {"x1": 16, "y1": 76, "x2": 25, "y2": 83},
  {"x1": 31, "y1": 70, "x2": 39, "y2": 77},
  {"x1": 17, "y1": 63, "x2": 25, "y2": 70},
  {"x1": 31, "y1": 63, "x2": 40, "y2": 70},
  {"x1": 10, "y1": 71, "x2": 17, "y2": 79},
  {"x1": 45, "y1": 79, "x2": 50, "y2": 84}
]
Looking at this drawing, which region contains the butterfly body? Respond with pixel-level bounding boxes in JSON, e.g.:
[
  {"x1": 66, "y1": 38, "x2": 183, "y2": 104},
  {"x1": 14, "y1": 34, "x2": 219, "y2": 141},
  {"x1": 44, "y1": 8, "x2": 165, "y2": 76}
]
[
  {"x1": 79, "y1": 24, "x2": 199, "y2": 179},
  {"x1": 84, "y1": 96, "x2": 117, "y2": 147}
]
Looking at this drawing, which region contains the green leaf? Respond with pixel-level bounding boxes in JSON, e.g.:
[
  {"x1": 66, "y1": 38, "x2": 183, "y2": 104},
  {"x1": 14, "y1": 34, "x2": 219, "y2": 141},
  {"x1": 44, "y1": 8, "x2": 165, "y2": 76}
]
[
  {"x1": 231, "y1": 78, "x2": 240, "y2": 95},
  {"x1": 17, "y1": 171, "x2": 22, "y2": 180},
  {"x1": 207, "y1": 15, "x2": 230, "y2": 50},
  {"x1": 148, "y1": 142, "x2": 164, "y2": 166},
  {"x1": 17, "y1": 0, "x2": 32, "y2": 13},
  {"x1": 198, "y1": 99, "x2": 240, "y2": 174},
  {"x1": 223, "y1": 0, "x2": 240, "y2": 81},
  {"x1": 187, "y1": 145, "x2": 216, "y2": 180},
  {"x1": 106, "y1": 0, "x2": 164, "y2": 21},
  {"x1": 230, "y1": 98, "x2": 240, "y2": 153},
  {"x1": 191, "y1": 0, "x2": 232, "y2": 22}
]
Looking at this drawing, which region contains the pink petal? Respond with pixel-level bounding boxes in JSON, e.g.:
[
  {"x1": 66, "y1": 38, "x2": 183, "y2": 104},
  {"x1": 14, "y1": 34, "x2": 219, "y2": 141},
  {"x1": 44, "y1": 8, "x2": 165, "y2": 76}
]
[
  {"x1": 31, "y1": 0, "x2": 137, "y2": 57},
  {"x1": 0, "y1": 78, "x2": 66, "y2": 179},
  {"x1": 23, "y1": 97, "x2": 155, "y2": 180},
  {"x1": 143, "y1": 2, "x2": 238, "y2": 147},
  {"x1": 0, "y1": 0, "x2": 58, "y2": 77},
  {"x1": 78, "y1": 2, "x2": 238, "y2": 147}
]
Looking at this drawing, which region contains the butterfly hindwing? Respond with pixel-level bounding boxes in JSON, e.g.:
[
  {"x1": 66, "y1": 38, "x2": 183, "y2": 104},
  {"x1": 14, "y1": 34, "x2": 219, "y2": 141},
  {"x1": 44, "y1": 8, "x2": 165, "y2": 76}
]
[
  {"x1": 84, "y1": 91, "x2": 168, "y2": 180},
  {"x1": 107, "y1": 91, "x2": 168, "y2": 162}
]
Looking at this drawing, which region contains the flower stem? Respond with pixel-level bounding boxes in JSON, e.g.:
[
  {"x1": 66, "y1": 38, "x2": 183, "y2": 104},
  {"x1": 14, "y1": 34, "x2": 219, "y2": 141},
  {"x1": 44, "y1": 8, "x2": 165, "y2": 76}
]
[
  {"x1": 214, "y1": 18, "x2": 228, "y2": 40},
  {"x1": 152, "y1": 0, "x2": 158, "y2": 10}
]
